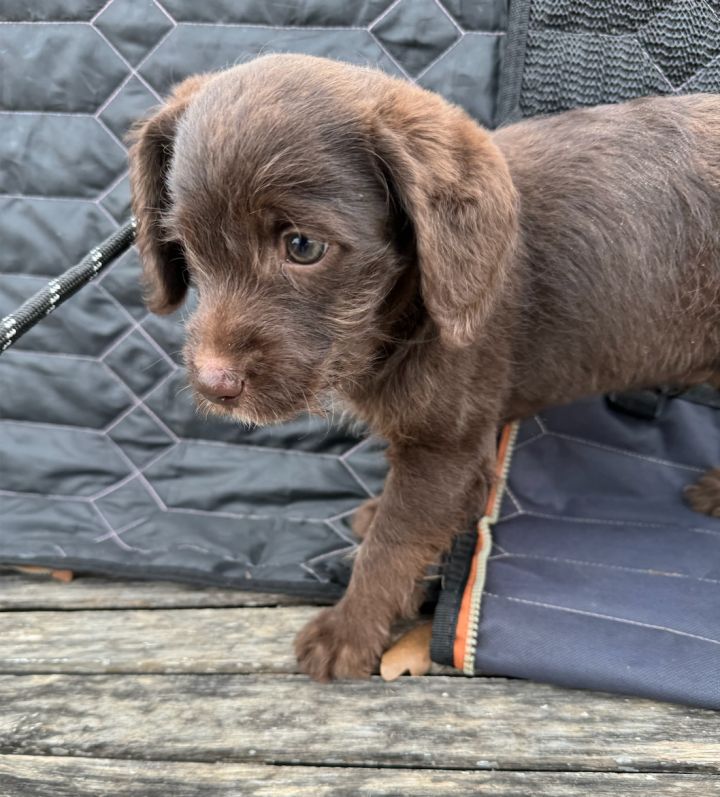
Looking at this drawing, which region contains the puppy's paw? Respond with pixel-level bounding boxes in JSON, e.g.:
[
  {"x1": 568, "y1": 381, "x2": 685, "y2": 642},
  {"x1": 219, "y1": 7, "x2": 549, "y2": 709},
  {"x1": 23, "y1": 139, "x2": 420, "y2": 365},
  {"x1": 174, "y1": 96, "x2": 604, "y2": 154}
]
[
  {"x1": 351, "y1": 496, "x2": 380, "y2": 540},
  {"x1": 685, "y1": 468, "x2": 720, "y2": 517},
  {"x1": 294, "y1": 606, "x2": 387, "y2": 681}
]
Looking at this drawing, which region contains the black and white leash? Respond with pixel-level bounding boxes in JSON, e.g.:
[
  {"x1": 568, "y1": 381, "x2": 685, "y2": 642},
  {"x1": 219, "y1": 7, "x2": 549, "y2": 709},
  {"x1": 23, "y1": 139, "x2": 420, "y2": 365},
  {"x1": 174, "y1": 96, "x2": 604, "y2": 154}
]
[{"x1": 0, "y1": 218, "x2": 137, "y2": 354}]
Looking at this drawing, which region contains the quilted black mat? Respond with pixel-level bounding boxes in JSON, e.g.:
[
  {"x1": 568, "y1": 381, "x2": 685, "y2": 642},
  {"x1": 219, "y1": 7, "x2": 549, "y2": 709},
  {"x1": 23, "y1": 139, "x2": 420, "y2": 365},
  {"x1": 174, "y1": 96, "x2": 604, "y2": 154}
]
[{"x1": 0, "y1": 0, "x2": 505, "y2": 594}]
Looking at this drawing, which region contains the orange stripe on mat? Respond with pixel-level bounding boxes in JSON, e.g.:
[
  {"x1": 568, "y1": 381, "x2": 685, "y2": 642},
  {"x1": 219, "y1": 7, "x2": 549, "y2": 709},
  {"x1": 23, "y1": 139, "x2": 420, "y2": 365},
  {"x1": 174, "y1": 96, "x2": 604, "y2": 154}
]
[{"x1": 452, "y1": 424, "x2": 514, "y2": 671}]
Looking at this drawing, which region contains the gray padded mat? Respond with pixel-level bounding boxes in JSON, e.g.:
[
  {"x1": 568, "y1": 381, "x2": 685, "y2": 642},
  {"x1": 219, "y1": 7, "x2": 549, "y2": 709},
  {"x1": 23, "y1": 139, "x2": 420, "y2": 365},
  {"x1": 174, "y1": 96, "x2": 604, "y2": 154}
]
[{"x1": 0, "y1": 0, "x2": 506, "y2": 593}]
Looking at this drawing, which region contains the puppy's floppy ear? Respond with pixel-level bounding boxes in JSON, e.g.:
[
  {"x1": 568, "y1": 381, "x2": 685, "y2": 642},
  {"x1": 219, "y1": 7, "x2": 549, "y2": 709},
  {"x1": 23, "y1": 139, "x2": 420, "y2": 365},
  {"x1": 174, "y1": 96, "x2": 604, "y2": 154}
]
[
  {"x1": 127, "y1": 75, "x2": 209, "y2": 314},
  {"x1": 370, "y1": 87, "x2": 518, "y2": 346}
]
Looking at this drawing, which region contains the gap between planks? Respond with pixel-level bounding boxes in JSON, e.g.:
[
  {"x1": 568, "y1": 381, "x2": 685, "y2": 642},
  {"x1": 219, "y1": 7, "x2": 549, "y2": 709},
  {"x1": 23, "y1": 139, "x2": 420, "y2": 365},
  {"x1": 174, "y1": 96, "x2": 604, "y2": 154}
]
[
  {"x1": 1, "y1": 755, "x2": 719, "y2": 796},
  {"x1": 0, "y1": 573, "x2": 329, "y2": 610}
]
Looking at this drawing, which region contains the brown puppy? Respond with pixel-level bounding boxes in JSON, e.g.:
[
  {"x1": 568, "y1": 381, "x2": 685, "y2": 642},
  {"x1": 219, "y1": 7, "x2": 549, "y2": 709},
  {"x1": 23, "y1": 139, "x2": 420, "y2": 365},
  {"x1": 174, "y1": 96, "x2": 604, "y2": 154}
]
[{"x1": 128, "y1": 54, "x2": 720, "y2": 681}]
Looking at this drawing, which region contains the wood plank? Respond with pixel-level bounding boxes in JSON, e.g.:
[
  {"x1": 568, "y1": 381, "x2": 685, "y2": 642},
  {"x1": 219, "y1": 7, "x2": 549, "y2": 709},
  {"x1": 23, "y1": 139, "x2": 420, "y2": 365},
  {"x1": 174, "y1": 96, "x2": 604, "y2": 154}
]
[
  {"x1": 1, "y1": 756, "x2": 718, "y2": 796},
  {"x1": 0, "y1": 607, "x2": 315, "y2": 674},
  {"x1": 0, "y1": 607, "x2": 448, "y2": 677},
  {"x1": 0, "y1": 573, "x2": 327, "y2": 609},
  {"x1": 0, "y1": 674, "x2": 717, "y2": 772}
]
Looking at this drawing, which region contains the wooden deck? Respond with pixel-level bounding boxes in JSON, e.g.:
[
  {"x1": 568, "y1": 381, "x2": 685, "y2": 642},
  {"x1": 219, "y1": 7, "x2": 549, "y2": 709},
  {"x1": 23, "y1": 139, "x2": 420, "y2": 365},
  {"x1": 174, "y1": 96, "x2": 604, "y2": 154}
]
[{"x1": 0, "y1": 571, "x2": 719, "y2": 795}]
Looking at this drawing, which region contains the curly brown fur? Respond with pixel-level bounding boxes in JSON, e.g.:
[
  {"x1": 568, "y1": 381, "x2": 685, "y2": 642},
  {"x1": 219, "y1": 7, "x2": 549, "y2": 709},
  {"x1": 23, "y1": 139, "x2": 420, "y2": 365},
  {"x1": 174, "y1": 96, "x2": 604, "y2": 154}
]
[{"x1": 128, "y1": 55, "x2": 720, "y2": 681}]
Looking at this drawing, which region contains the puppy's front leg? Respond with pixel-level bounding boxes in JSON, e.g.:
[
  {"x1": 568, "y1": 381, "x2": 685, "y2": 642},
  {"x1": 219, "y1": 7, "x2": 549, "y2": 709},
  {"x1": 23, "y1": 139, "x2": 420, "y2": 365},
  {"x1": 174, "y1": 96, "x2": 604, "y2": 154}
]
[{"x1": 295, "y1": 435, "x2": 497, "y2": 680}]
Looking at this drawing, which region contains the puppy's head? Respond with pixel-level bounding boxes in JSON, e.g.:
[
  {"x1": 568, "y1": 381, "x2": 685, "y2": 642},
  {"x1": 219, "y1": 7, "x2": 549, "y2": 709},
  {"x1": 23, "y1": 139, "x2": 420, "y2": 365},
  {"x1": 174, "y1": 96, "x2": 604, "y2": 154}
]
[{"x1": 128, "y1": 55, "x2": 517, "y2": 425}]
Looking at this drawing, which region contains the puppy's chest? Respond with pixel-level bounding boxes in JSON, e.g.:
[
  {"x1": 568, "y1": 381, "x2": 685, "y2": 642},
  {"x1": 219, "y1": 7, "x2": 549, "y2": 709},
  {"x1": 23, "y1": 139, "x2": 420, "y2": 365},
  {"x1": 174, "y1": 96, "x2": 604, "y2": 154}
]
[
  {"x1": 333, "y1": 392, "x2": 390, "y2": 439},
  {"x1": 338, "y1": 378, "x2": 435, "y2": 443}
]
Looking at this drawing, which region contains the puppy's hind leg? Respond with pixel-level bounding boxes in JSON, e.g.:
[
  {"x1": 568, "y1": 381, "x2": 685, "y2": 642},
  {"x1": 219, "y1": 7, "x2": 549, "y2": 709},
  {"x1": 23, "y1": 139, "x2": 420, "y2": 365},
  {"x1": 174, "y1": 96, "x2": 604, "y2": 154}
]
[
  {"x1": 685, "y1": 469, "x2": 720, "y2": 517},
  {"x1": 685, "y1": 372, "x2": 720, "y2": 517}
]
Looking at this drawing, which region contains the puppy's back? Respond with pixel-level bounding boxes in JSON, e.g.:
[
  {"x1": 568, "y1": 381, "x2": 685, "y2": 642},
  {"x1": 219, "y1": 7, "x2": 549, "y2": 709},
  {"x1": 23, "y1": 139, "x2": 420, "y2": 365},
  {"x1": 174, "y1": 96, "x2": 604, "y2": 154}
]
[{"x1": 495, "y1": 94, "x2": 720, "y2": 408}]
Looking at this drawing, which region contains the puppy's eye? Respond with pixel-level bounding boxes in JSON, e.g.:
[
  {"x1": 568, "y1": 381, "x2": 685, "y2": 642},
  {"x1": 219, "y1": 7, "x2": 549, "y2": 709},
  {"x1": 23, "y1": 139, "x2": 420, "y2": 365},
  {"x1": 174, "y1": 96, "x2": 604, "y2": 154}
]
[{"x1": 284, "y1": 232, "x2": 328, "y2": 265}]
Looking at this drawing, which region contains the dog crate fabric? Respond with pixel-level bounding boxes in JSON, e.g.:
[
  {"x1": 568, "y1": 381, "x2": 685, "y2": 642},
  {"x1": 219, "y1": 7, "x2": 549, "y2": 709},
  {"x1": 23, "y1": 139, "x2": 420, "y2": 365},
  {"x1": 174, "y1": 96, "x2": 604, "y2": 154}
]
[{"x1": 0, "y1": 0, "x2": 505, "y2": 595}]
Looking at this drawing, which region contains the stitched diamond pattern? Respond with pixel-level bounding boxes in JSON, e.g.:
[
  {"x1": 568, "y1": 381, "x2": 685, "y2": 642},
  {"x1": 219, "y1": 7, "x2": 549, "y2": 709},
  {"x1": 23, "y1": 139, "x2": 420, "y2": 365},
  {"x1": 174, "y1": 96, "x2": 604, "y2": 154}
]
[{"x1": 371, "y1": 0, "x2": 461, "y2": 77}]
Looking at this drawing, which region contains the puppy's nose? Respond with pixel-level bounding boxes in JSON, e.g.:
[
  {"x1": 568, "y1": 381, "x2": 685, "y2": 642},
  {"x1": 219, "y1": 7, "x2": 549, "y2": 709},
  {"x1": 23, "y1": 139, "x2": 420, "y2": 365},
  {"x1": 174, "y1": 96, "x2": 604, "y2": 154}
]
[{"x1": 196, "y1": 364, "x2": 244, "y2": 404}]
